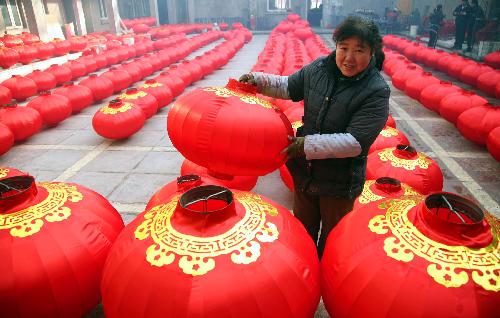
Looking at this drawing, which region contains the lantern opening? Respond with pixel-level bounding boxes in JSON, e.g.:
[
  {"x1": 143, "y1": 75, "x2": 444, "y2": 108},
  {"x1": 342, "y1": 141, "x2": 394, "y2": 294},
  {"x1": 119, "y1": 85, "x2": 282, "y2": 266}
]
[
  {"x1": 425, "y1": 193, "x2": 484, "y2": 224},
  {"x1": 180, "y1": 185, "x2": 233, "y2": 214},
  {"x1": 375, "y1": 177, "x2": 402, "y2": 193},
  {"x1": 0, "y1": 175, "x2": 37, "y2": 213}
]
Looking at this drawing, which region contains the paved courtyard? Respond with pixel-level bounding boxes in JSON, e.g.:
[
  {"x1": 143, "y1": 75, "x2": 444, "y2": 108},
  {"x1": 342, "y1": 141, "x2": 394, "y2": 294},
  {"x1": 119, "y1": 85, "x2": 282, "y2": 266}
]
[{"x1": 1, "y1": 33, "x2": 499, "y2": 318}]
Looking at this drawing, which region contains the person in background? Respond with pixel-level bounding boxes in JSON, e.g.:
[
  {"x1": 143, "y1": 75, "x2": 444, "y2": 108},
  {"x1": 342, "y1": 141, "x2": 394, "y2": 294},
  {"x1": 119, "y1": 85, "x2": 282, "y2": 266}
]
[
  {"x1": 428, "y1": 4, "x2": 445, "y2": 48},
  {"x1": 465, "y1": 0, "x2": 486, "y2": 52},
  {"x1": 453, "y1": 0, "x2": 472, "y2": 50},
  {"x1": 239, "y1": 17, "x2": 389, "y2": 257}
]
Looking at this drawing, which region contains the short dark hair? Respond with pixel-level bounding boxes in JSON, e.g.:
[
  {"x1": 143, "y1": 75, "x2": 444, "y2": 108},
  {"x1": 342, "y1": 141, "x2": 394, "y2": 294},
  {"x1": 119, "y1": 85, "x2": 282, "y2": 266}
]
[{"x1": 333, "y1": 16, "x2": 384, "y2": 70}]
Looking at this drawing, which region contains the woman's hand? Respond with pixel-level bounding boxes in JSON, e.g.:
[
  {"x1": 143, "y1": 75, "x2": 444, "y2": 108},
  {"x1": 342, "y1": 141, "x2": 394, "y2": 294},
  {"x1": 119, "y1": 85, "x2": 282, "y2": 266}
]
[
  {"x1": 281, "y1": 135, "x2": 305, "y2": 159},
  {"x1": 239, "y1": 73, "x2": 256, "y2": 85}
]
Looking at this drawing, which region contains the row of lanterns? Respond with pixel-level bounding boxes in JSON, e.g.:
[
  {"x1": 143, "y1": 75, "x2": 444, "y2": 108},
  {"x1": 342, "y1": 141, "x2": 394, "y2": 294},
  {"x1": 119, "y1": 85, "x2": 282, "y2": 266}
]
[
  {"x1": 93, "y1": 29, "x2": 249, "y2": 140},
  {"x1": 383, "y1": 46, "x2": 500, "y2": 162},
  {"x1": 0, "y1": 28, "x2": 214, "y2": 155}
]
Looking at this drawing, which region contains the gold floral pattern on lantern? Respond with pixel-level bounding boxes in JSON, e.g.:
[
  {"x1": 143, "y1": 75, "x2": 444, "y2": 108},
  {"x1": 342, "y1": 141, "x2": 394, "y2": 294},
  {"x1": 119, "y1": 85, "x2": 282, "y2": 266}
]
[
  {"x1": 358, "y1": 180, "x2": 421, "y2": 204},
  {"x1": 203, "y1": 87, "x2": 274, "y2": 109},
  {"x1": 378, "y1": 148, "x2": 433, "y2": 170},
  {"x1": 100, "y1": 102, "x2": 134, "y2": 115},
  {"x1": 0, "y1": 168, "x2": 9, "y2": 178},
  {"x1": 135, "y1": 191, "x2": 279, "y2": 276},
  {"x1": 368, "y1": 198, "x2": 500, "y2": 291},
  {"x1": 119, "y1": 90, "x2": 147, "y2": 100},
  {"x1": 141, "y1": 82, "x2": 163, "y2": 89},
  {"x1": 292, "y1": 121, "x2": 303, "y2": 130},
  {"x1": 0, "y1": 183, "x2": 83, "y2": 238},
  {"x1": 380, "y1": 126, "x2": 400, "y2": 137}
]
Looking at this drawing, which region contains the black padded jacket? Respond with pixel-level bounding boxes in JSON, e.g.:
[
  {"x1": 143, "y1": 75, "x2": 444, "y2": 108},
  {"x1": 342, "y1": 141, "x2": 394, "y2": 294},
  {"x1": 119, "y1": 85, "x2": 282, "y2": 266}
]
[{"x1": 286, "y1": 51, "x2": 390, "y2": 198}]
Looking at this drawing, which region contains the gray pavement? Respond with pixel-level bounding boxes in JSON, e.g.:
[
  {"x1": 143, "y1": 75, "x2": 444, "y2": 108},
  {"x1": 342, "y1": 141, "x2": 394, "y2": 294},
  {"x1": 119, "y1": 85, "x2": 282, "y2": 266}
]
[{"x1": 2, "y1": 33, "x2": 499, "y2": 318}]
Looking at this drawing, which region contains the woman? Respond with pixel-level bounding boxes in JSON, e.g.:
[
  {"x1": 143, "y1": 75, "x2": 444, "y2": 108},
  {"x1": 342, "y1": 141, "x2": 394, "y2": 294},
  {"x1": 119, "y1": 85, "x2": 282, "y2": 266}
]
[{"x1": 240, "y1": 16, "x2": 390, "y2": 257}]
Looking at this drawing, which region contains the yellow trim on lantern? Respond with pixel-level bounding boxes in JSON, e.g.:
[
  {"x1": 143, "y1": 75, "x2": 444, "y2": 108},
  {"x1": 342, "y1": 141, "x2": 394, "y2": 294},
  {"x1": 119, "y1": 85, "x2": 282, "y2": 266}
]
[
  {"x1": 119, "y1": 90, "x2": 147, "y2": 100},
  {"x1": 0, "y1": 168, "x2": 9, "y2": 178},
  {"x1": 100, "y1": 102, "x2": 134, "y2": 115},
  {"x1": 368, "y1": 198, "x2": 500, "y2": 291},
  {"x1": 203, "y1": 87, "x2": 275, "y2": 109},
  {"x1": 358, "y1": 180, "x2": 420, "y2": 205},
  {"x1": 142, "y1": 82, "x2": 163, "y2": 89},
  {"x1": 135, "y1": 191, "x2": 279, "y2": 276},
  {"x1": 291, "y1": 121, "x2": 303, "y2": 130},
  {"x1": 380, "y1": 126, "x2": 400, "y2": 137},
  {"x1": 0, "y1": 183, "x2": 83, "y2": 238},
  {"x1": 378, "y1": 148, "x2": 433, "y2": 170}
]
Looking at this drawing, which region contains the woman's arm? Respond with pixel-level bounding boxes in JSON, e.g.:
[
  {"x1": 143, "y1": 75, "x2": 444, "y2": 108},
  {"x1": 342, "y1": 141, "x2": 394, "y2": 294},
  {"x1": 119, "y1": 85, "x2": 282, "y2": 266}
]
[{"x1": 252, "y1": 72, "x2": 291, "y2": 100}]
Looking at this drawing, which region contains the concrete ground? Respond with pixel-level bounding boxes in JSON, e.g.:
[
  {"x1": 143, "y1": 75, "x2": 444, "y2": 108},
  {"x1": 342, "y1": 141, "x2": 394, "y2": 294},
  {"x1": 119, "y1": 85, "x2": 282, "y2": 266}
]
[{"x1": 1, "y1": 33, "x2": 499, "y2": 318}]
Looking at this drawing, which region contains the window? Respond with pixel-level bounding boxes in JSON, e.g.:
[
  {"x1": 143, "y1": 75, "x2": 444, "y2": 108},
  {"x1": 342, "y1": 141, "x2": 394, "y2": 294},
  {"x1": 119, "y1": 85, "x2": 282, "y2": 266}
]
[
  {"x1": 98, "y1": 0, "x2": 108, "y2": 19},
  {"x1": 268, "y1": 0, "x2": 291, "y2": 11},
  {"x1": 0, "y1": 0, "x2": 22, "y2": 28}
]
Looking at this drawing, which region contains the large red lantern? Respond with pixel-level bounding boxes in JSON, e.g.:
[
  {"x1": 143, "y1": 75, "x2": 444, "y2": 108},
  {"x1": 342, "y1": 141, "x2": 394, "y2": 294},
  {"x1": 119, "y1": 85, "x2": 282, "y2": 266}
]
[
  {"x1": 53, "y1": 82, "x2": 93, "y2": 113},
  {"x1": 118, "y1": 88, "x2": 158, "y2": 119},
  {"x1": 79, "y1": 74, "x2": 114, "y2": 102},
  {"x1": 404, "y1": 72, "x2": 439, "y2": 100},
  {"x1": 65, "y1": 59, "x2": 88, "y2": 79},
  {"x1": 369, "y1": 126, "x2": 410, "y2": 154},
  {"x1": 46, "y1": 64, "x2": 73, "y2": 85},
  {"x1": 477, "y1": 70, "x2": 500, "y2": 97},
  {"x1": 34, "y1": 42, "x2": 54, "y2": 60},
  {"x1": 0, "y1": 123, "x2": 14, "y2": 156},
  {"x1": 101, "y1": 184, "x2": 320, "y2": 318},
  {"x1": 101, "y1": 68, "x2": 133, "y2": 93},
  {"x1": 154, "y1": 71, "x2": 186, "y2": 97},
  {"x1": 14, "y1": 45, "x2": 38, "y2": 64},
  {"x1": 1, "y1": 75, "x2": 38, "y2": 101},
  {"x1": 0, "y1": 85, "x2": 12, "y2": 104},
  {"x1": 459, "y1": 63, "x2": 493, "y2": 87},
  {"x1": 487, "y1": 126, "x2": 500, "y2": 162},
  {"x1": 457, "y1": 104, "x2": 500, "y2": 146},
  {"x1": 26, "y1": 70, "x2": 57, "y2": 91},
  {"x1": 420, "y1": 81, "x2": 461, "y2": 112},
  {"x1": 92, "y1": 100, "x2": 146, "y2": 140},
  {"x1": 391, "y1": 64, "x2": 423, "y2": 91},
  {"x1": 168, "y1": 80, "x2": 293, "y2": 176},
  {"x1": 321, "y1": 193, "x2": 500, "y2": 318},
  {"x1": 52, "y1": 38, "x2": 71, "y2": 56},
  {"x1": 27, "y1": 91, "x2": 72, "y2": 126},
  {"x1": 439, "y1": 90, "x2": 488, "y2": 125},
  {"x1": 120, "y1": 62, "x2": 143, "y2": 83},
  {"x1": 353, "y1": 177, "x2": 421, "y2": 210},
  {"x1": 0, "y1": 175, "x2": 125, "y2": 318},
  {"x1": 0, "y1": 47, "x2": 19, "y2": 68},
  {"x1": 0, "y1": 104, "x2": 42, "y2": 141},
  {"x1": 138, "y1": 79, "x2": 173, "y2": 109},
  {"x1": 181, "y1": 159, "x2": 258, "y2": 191},
  {"x1": 366, "y1": 145, "x2": 443, "y2": 195}
]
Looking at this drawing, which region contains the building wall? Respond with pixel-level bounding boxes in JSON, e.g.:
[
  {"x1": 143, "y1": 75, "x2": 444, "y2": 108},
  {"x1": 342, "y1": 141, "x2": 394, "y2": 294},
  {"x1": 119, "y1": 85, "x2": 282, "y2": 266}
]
[
  {"x1": 85, "y1": 0, "x2": 113, "y2": 33},
  {"x1": 191, "y1": 0, "x2": 249, "y2": 24}
]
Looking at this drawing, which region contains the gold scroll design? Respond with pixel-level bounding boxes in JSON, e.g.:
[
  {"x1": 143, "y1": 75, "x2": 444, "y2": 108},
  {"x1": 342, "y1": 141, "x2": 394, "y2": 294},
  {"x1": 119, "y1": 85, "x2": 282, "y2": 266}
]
[
  {"x1": 135, "y1": 191, "x2": 279, "y2": 276},
  {"x1": 203, "y1": 87, "x2": 274, "y2": 109},
  {"x1": 378, "y1": 148, "x2": 433, "y2": 170},
  {"x1": 368, "y1": 198, "x2": 500, "y2": 291},
  {"x1": 0, "y1": 168, "x2": 9, "y2": 178},
  {"x1": 0, "y1": 183, "x2": 83, "y2": 238},
  {"x1": 291, "y1": 121, "x2": 303, "y2": 130},
  {"x1": 119, "y1": 90, "x2": 147, "y2": 100},
  {"x1": 380, "y1": 126, "x2": 399, "y2": 138},
  {"x1": 100, "y1": 102, "x2": 133, "y2": 115},
  {"x1": 358, "y1": 180, "x2": 421, "y2": 205},
  {"x1": 142, "y1": 82, "x2": 162, "y2": 89}
]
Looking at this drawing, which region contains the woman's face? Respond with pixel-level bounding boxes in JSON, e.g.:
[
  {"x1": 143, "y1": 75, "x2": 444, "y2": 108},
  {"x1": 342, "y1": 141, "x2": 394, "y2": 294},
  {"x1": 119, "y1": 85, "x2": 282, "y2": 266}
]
[{"x1": 335, "y1": 37, "x2": 372, "y2": 77}]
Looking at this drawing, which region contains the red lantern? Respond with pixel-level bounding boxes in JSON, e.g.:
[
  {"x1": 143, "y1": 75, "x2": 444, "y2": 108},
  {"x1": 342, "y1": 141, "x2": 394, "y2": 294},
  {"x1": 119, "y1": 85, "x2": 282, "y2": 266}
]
[
  {"x1": 168, "y1": 80, "x2": 293, "y2": 176},
  {"x1": 0, "y1": 47, "x2": 20, "y2": 68},
  {"x1": 69, "y1": 36, "x2": 87, "y2": 52},
  {"x1": 79, "y1": 74, "x2": 114, "y2": 102},
  {"x1": 154, "y1": 71, "x2": 186, "y2": 97},
  {"x1": 52, "y1": 38, "x2": 71, "y2": 56},
  {"x1": 20, "y1": 32, "x2": 40, "y2": 45},
  {"x1": 322, "y1": 193, "x2": 500, "y2": 318},
  {"x1": 487, "y1": 126, "x2": 500, "y2": 162},
  {"x1": 0, "y1": 123, "x2": 14, "y2": 155},
  {"x1": 53, "y1": 82, "x2": 93, "y2": 113},
  {"x1": 166, "y1": 65, "x2": 193, "y2": 86},
  {"x1": 459, "y1": 63, "x2": 493, "y2": 87},
  {"x1": 477, "y1": 70, "x2": 500, "y2": 97},
  {"x1": 138, "y1": 79, "x2": 173, "y2": 109},
  {"x1": 180, "y1": 159, "x2": 258, "y2": 191},
  {"x1": 101, "y1": 68, "x2": 133, "y2": 93},
  {"x1": 46, "y1": 64, "x2": 73, "y2": 85},
  {"x1": 120, "y1": 62, "x2": 143, "y2": 83},
  {"x1": 26, "y1": 70, "x2": 57, "y2": 91},
  {"x1": 353, "y1": 177, "x2": 421, "y2": 210},
  {"x1": 366, "y1": 145, "x2": 443, "y2": 195},
  {"x1": 439, "y1": 90, "x2": 488, "y2": 125},
  {"x1": 34, "y1": 42, "x2": 54, "y2": 60},
  {"x1": 369, "y1": 126, "x2": 410, "y2": 153},
  {"x1": 447, "y1": 57, "x2": 475, "y2": 79},
  {"x1": 483, "y1": 50, "x2": 500, "y2": 69},
  {"x1": 0, "y1": 85, "x2": 12, "y2": 104},
  {"x1": 0, "y1": 175, "x2": 125, "y2": 318},
  {"x1": 14, "y1": 45, "x2": 38, "y2": 64},
  {"x1": 1, "y1": 75, "x2": 38, "y2": 101},
  {"x1": 420, "y1": 81, "x2": 461, "y2": 112},
  {"x1": 391, "y1": 64, "x2": 423, "y2": 91},
  {"x1": 103, "y1": 50, "x2": 119, "y2": 65},
  {"x1": 404, "y1": 72, "x2": 439, "y2": 100},
  {"x1": 27, "y1": 91, "x2": 72, "y2": 126},
  {"x1": 0, "y1": 104, "x2": 42, "y2": 141},
  {"x1": 101, "y1": 184, "x2": 320, "y2": 318},
  {"x1": 92, "y1": 100, "x2": 146, "y2": 139},
  {"x1": 180, "y1": 60, "x2": 204, "y2": 82},
  {"x1": 118, "y1": 88, "x2": 158, "y2": 119},
  {"x1": 132, "y1": 58, "x2": 153, "y2": 78},
  {"x1": 457, "y1": 104, "x2": 500, "y2": 146},
  {"x1": 65, "y1": 59, "x2": 88, "y2": 79},
  {"x1": 132, "y1": 23, "x2": 150, "y2": 34}
]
